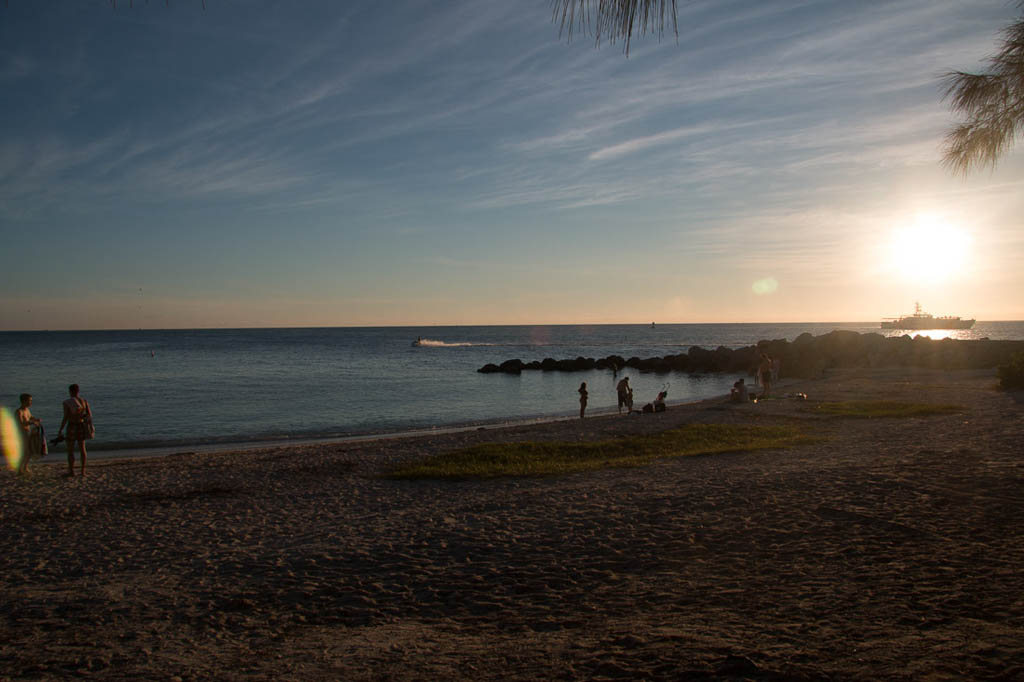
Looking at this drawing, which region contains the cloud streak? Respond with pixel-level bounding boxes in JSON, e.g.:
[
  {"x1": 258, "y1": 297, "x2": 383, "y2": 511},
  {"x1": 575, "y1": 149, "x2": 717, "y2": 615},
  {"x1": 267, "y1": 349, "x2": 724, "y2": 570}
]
[{"x1": 1, "y1": 0, "x2": 1022, "y2": 326}]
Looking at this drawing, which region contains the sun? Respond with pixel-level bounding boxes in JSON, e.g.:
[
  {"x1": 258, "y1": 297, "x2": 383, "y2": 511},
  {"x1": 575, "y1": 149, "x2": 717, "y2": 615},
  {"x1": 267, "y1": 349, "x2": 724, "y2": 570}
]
[{"x1": 888, "y1": 213, "x2": 971, "y2": 283}]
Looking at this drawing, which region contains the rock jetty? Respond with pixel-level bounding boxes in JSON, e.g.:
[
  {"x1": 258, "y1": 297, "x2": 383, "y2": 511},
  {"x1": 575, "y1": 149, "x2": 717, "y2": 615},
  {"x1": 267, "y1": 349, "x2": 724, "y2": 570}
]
[{"x1": 477, "y1": 330, "x2": 1024, "y2": 379}]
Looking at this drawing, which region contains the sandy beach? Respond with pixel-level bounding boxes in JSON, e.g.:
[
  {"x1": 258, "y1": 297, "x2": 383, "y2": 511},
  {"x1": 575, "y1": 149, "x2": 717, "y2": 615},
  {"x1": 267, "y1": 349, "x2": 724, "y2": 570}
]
[{"x1": 2, "y1": 367, "x2": 1022, "y2": 681}]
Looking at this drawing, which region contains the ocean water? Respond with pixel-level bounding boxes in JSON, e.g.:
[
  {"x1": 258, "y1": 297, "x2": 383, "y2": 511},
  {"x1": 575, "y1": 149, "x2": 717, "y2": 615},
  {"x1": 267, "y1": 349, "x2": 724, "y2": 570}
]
[{"x1": 2, "y1": 322, "x2": 1022, "y2": 453}]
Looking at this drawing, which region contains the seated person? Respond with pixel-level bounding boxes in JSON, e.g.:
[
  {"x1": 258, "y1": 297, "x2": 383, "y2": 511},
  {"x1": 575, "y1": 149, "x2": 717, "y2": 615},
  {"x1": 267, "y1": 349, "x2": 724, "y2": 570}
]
[
  {"x1": 730, "y1": 378, "x2": 750, "y2": 403},
  {"x1": 653, "y1": 390, "x2": 667, "y2": 412}
]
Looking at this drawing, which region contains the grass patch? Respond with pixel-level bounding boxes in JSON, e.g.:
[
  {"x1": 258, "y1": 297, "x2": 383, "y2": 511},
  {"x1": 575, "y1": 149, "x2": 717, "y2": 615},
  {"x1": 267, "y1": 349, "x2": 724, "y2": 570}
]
[
  {"x1": 384, "y1": 424, "x2": 811, "y2": 480},
  {"x1": 811, "y1": 400, "x2": 963, "y2": 418}
]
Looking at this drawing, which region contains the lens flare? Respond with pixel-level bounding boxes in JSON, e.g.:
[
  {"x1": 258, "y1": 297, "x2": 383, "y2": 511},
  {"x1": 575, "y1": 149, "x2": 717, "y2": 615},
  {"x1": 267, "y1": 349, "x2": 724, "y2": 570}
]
[
  {"x1": 752, "y1": 277, "x2": 779, "y2": 295},
  {"x1": 1, "y1": 407, "x2": 24, "y2": 471}
]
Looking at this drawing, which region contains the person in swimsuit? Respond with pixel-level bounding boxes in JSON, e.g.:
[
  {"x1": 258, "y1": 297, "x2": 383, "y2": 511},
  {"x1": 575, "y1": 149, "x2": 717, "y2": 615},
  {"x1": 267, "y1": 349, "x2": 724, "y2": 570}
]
[
  {"x1": 58, "y1": 384, "x2": 93, "y2": 477},
  {"x1": 15, "y1": 393, "x2": 42, "y2": 475},
  {"x1": 578, "y1": 382, "x2": 588, "y2": 419}
]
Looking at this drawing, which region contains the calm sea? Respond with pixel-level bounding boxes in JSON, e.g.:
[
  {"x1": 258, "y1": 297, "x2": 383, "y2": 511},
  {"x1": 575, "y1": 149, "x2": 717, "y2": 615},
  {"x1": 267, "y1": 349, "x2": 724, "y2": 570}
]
[{"x1": 3, "y1": 322, "x2": 1022, "y2": 453}]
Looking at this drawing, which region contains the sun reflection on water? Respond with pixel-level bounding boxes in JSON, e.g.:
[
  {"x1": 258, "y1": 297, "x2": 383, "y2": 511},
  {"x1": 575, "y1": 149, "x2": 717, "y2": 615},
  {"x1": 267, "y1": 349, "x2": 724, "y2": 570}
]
[{"x1": 880, "y1": 329, "x2": 980, "y2": 341}]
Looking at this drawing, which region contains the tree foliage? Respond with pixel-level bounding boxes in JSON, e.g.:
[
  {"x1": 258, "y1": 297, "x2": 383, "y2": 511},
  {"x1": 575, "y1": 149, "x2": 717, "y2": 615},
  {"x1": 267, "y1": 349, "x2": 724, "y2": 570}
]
[
  {"x1": 942, "y1": 6, "x2": 1024, "y2": 174},
  {"x1": 552, "y1": 0, "x2": 678, "y2": 54}
]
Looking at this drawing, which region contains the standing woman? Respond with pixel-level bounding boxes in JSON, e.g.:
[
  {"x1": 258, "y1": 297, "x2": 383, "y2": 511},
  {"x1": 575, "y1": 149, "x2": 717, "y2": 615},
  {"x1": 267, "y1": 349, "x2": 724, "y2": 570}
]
[
  {"x1": 578, "y1": 382, "x2": 588, "y2": 419},
  {"x1": 758, "y1": 353, "x2": 773, "y2": 399},
  {"x1": 58, "y1": 384, "x2": 94, "y2": 476}
]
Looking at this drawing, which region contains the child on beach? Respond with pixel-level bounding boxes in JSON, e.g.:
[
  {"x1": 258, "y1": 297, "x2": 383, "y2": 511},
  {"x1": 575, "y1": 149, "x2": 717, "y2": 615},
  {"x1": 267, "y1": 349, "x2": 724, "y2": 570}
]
[
  {"x1": 15, "y1": 394, "x2": 46, "y2": 475},
  {"x1": 578, "y1": 382, "x2": 588, "y2": 418},
  {"x1": 730, "y1": 378, "x2": 749, "y2": 403}
]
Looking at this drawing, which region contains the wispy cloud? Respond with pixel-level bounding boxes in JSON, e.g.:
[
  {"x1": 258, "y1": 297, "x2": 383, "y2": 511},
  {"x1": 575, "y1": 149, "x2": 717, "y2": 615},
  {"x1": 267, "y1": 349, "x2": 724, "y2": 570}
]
[
  {"x1": 588, "y1": 124, "x2": 717, "y2": 161},
  {"x1": 3, "y1": 0, "x2": 1022, "y2": 325}
]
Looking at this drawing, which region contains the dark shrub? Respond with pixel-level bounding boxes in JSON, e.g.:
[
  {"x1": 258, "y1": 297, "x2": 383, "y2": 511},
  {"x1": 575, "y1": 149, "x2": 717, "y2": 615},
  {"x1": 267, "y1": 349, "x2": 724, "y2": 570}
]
[{"x1": 998, "y1": 351, "x2": 1024, "y2": 390}]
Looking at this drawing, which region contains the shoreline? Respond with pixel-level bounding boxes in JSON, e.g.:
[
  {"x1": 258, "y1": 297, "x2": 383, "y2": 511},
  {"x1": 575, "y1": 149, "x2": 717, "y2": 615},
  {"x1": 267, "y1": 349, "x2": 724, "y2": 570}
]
[
  {"x1": 9, "y1": 327, "x2": 1023, "y2": 462},
  {"x1": 2, "y1": 367, "x2": 1021, "y2": 680},
  {"x1": 56, "y1": 401, "x2": 686, "y2": 462}
]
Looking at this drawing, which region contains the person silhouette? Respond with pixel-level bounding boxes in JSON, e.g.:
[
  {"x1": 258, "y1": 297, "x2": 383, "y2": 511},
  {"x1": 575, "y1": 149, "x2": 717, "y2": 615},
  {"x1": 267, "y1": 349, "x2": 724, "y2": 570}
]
[
  {"x1": 616, "y1": 376, "x2": 630, "y2": 414},
  {"x1": 758, "y1": 353, "x2": 773, "y2": 399},
  {"x1": 58, "y1": 384, "x2": 94, "y2": 477},
  {"x1": 15, "y1": 393, "x2": 45, "y2": 475}
]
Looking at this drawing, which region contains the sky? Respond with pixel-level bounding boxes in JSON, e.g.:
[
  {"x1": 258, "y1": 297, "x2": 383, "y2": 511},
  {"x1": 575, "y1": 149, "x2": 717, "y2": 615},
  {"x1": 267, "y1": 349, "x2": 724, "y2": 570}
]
[{"x1": 1, "y1": 0, "x2": 1022, "y2": 330}]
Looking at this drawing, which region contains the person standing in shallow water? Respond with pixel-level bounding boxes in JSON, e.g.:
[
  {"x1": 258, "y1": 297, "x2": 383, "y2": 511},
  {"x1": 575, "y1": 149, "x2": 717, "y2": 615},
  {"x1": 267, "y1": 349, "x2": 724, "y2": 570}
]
[
  {"x1": 578, "y1": 382, "x2": 588, "y2": 418},
  {"x1": 616, "y1": 376, "x2": 630, "y2": 414},
  {"x1": 58, "y1": 384, "x2": 93, "y2": 476}
]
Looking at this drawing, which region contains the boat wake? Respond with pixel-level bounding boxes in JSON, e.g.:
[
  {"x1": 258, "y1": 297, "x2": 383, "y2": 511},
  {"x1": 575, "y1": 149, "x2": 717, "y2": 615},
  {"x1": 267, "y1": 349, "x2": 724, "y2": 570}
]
[{"x1": 413, "y1": 338, "x2": 494, "y2": 347}]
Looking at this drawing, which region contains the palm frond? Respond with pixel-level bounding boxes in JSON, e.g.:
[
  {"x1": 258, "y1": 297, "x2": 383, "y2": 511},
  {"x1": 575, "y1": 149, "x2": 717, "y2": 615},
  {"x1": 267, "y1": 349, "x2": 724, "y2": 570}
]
[
  {"x1": 941, "y1": 72, "x2": 1009, "y2": 115},
  {"x1": 943, "y1": 121, "x2": 1011, "y2": 174},
  {"x1": 942, "y1": 13, "x2": 1024, "y2": 174},
  {"x1": 552, "y1": 0, "x2": 678, "y2": 55}
]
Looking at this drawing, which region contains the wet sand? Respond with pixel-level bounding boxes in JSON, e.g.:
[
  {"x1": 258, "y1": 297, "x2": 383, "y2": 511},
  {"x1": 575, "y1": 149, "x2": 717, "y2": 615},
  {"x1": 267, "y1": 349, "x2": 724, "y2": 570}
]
[{"x1": 1, "y1": 367, "x2": 1022, "y2": 680}]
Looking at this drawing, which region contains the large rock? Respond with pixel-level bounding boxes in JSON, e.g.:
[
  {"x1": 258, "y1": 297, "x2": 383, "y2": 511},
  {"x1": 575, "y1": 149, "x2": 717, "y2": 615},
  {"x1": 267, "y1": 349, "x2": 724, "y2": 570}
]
[
  {"x1": 498, "y1": 359, "x2": 524, "y2": 374},
  {"x1": 478, "y1": 334, "x2": 1024, "y2": 377}
]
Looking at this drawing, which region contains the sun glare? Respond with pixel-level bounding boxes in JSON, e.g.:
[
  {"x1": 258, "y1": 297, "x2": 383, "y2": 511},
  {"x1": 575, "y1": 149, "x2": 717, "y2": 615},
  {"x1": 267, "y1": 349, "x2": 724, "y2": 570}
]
[{"x1": 888, "y1": 214, "x2": 971, "y2": 283}]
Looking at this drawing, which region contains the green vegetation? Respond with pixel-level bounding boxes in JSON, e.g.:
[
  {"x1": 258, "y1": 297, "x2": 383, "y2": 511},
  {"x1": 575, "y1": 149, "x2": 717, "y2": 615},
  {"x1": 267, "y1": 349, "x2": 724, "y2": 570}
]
[
  {"x1": 811, "y1": 400, "x2": 963, "y2": 418},
  {"x1": 385, "y1": 424, "x2": 811, "y2": 480},
  {"x1": 998, "y1": 351, "x2": 1024, "y2": 390}
]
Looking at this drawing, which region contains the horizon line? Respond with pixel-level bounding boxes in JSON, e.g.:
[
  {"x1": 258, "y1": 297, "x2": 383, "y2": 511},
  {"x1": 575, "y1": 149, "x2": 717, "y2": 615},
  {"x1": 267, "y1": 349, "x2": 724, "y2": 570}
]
[{"x1": 2, "y1": 320, "x2": 1019, "y2": 333}]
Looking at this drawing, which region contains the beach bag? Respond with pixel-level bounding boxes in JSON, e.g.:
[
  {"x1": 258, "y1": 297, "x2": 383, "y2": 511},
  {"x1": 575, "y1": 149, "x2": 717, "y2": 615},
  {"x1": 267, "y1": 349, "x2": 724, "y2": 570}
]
[
  {"x1": 72, "y1": 399, "x2": 96, "y2": 440},
  {"x1": 26, "y1": 424, "x2": 48, "y2": 458},
  {"x1": 81, "y1": 412, "x2": 96, "y2": 440}
]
